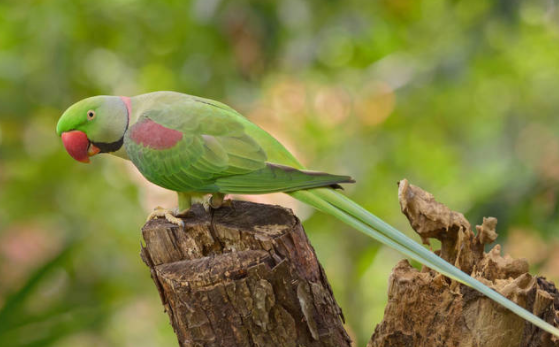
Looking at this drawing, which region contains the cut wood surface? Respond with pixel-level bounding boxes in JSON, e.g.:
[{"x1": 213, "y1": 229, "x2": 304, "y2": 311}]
[
  {"x1": 140, "y1": 201, "x2": 351, "y2": 347},
  {"x1": 368, "y1": 179, "x2": 559, "y2": 347}
]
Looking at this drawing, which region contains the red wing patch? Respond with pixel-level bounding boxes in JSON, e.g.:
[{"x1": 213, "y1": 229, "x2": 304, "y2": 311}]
[{"x1": 129, "y1": 119, "x2": 183, "y2": 149}]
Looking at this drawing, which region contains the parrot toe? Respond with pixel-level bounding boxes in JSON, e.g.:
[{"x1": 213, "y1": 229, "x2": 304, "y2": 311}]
[{"x1": 146, "y1": 207, "x2": 185, "y2": 227}]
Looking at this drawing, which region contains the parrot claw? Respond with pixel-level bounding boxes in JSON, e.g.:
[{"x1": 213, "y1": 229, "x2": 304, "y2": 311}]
[
  {"x1": 146, "y1": 206, "x2": 185, "y2": 227},
  {"x1": 202, "y1": 201, "x2": 211, "y2": 213}
]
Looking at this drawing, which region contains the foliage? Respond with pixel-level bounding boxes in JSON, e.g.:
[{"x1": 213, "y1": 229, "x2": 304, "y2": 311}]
[{"x1": 2, "y1": 0, "x2": 559, "y2": 345}]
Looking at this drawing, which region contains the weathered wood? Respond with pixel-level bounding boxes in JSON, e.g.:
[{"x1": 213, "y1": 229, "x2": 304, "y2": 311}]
[
  {"x1": 140, "y1": 201, "x2": 351, "y2": 347},
  {"x1": 368, "y1": 180, "x2": 559, "y2": 347}
]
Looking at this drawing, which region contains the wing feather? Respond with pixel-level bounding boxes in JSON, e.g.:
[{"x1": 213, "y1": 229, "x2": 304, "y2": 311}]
[
  {"x1": 124, "y1": 97, "x2": 268, "y2": 192},
  {"x1": 124, "y1": 93, "x2": 354, "y2": 194}
]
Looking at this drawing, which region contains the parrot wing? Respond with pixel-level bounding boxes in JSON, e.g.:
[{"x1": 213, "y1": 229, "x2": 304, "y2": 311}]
[
  {"x1": 201, "y1": 163, "x2": 354, "y2": 194},
  {"x1": 123, "y1": 97, "x2": 353, "y2": 193},
  {"x1": 124, "y1": 98, "x2": 268, "y2": 192}
]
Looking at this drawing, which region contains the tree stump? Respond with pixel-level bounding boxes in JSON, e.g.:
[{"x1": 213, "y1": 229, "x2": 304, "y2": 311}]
[
  {"x1": 140, "y1": 201, "x2": 351, "y2": 347},
  {"x1": 368, "y1": 180, "x2": 559, "y2": 347}
]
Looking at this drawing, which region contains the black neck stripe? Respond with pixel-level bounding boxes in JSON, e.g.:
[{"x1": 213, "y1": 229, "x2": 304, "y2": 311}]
[{"x1": 91, "y1": 137, "x2": 124, "y2": 153}]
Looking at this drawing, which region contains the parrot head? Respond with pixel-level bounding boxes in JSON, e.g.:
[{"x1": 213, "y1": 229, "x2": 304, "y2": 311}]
[{"x1": 56, "y1": 96, "x2": 130, "y2": 163}]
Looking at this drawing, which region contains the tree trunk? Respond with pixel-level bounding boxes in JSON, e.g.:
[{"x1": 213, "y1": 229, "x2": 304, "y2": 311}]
[
  {"x1": 140, "y1": 201, "x2": 352, "y2": 347},
  {"x1": 368, "y1": 180, "x2": 559, "y2": 347}
]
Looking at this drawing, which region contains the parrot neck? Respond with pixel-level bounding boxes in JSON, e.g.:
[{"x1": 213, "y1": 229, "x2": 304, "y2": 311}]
[
  {"x1": 110, "y1": 145, "x2": 130, "y2": 160},
  {"x1": 91, "y1": 96, "x2": 131, "y2": 157},
  {"x1": 104, "y1": 96, "x2": 132, "y2": 160},
  {"x1": 121, "y1": 96, "x2": 132, "y2": 122}
]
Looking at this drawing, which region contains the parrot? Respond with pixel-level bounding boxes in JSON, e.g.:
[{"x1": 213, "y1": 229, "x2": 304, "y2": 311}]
[{"x1": 56, "y1": 91, "x2": 559, "y2": 337}]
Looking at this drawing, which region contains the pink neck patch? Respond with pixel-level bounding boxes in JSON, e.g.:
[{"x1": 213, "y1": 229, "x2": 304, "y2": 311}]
[
  {"x1": 120, "y1": 96, "x2": 132, "y2": 121},
  {"x1": 129, "y1": 118, "x2": 183, "y2": 150}
]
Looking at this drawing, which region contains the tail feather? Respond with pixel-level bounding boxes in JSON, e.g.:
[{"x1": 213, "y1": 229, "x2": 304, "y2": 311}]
[{"x1": 289, "y1": 188, "x2": 559, "y2": 338}]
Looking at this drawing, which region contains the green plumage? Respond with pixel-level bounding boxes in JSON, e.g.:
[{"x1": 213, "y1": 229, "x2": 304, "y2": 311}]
[{"x1": 123, "y1": 92, "x2": 351, "y2": 195}]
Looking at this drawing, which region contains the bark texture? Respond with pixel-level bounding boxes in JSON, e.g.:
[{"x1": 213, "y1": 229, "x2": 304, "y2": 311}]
[
  {"x1": 369, "y1": 179, "x2": 559, "y2": 347},
  {"x1": 141, "y1": 201, "x2": 351, "y2": 347}
]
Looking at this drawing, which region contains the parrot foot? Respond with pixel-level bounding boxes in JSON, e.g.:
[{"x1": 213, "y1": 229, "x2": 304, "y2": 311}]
[
  {"x1": 146, "y1": 206, "x2": 184, "y2": 227},
  {"x1": 209, "y1": 193, "x2": 231, "y2": 209}
]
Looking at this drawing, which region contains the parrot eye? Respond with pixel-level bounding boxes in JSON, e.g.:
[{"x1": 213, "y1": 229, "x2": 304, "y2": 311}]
[{"x1": 87, "y1": 110, "x2": 96, "y2": 120}]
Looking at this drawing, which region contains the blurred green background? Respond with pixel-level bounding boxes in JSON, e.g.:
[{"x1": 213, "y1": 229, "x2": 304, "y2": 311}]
[{"x1": 2, "y1": 0, "x2": 559, "y2": 345}]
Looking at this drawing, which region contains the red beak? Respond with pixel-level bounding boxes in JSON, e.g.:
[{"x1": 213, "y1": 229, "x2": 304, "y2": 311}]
[{"x1": 61, "y1": 130, "x2": 100, "y2": 163}]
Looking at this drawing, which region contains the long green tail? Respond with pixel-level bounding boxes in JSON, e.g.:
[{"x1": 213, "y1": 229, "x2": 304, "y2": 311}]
[{"x1": 289, "y1": 188, "x2": 559, "y2": 338}]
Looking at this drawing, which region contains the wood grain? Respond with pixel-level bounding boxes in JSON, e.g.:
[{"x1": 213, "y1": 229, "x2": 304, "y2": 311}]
[{"x1": 141, "y1": 201, "x2": 351, "y2": 347}]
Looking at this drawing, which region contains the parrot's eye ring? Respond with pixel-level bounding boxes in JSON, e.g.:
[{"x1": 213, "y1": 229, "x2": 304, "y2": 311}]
[{"x1": 87, "y1": 110, "x2": 96, "y2": 120}]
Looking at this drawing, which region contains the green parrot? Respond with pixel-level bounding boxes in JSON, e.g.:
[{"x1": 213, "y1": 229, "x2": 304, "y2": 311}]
[{"x1": 56, "y1": 91, "x2": 559, "y2": 337}]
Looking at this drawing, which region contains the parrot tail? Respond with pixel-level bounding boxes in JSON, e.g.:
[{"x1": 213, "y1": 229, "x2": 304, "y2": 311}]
[{"x1": 289, "y1": 188, "x2": 559, "y2": 338}]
